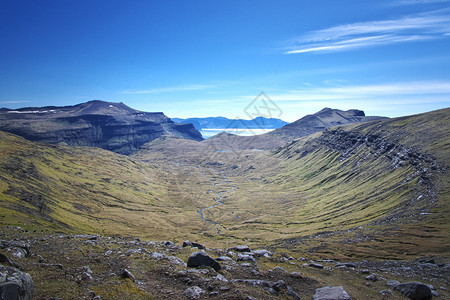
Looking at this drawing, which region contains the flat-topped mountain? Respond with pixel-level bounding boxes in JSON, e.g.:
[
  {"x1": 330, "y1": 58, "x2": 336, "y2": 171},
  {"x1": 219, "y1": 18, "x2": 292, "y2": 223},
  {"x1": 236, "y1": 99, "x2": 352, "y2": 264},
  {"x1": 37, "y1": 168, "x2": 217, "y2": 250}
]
[
  {"x1": 0, "y1": 100, "x2": 203, "y2": 154},
  {"x1": 270, "y1": 107, "x2": 385, "y2": 139}
]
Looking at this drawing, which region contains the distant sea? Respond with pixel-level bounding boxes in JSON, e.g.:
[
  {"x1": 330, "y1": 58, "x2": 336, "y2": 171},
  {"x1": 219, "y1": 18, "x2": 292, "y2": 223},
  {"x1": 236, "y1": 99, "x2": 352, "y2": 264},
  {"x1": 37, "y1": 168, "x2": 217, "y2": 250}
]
[{"x1": 200, "y1": 128, "x2": 275, "y2": 139}]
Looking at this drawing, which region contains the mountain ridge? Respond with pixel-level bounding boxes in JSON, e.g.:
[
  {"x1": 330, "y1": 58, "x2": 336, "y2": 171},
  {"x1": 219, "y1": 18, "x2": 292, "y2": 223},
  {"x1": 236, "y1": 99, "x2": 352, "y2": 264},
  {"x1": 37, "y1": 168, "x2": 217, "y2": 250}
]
[
  {"x1": 202, "y1": 108, "x2": 387, "y2": 150},
  {"x1": 0, "y1": 100, "x2": 203, "y2": 155}
]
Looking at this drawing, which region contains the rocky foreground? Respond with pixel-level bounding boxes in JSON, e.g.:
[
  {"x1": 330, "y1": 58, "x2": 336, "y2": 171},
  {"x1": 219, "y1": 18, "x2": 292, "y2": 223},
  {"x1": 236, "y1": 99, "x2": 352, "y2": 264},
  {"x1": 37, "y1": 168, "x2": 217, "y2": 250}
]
[{"x1": 1, "y1": 227, "x2": 449, "y2": 299}]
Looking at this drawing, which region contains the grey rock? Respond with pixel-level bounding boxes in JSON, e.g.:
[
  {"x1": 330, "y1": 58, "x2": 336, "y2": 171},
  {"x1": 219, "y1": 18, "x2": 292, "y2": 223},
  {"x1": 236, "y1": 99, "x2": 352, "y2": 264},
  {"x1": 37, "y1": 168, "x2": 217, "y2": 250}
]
[
  {"x1": 8, "y1": 248, "x2": 27, "y2": 259},
  {"x1": 214, "y1": 274, "x2": 228, "y2": 282},
  {"x1": 394, "y1": 282, "x2": 432, "y2": 300},
  {"x1": 74, "y1": 234, "x2": 98, "y2": 240},
  {"x1": 164, "y1": 241, "x2": 175, "y2": 247},
  {"x1": 125, "y1": 248, "x2": 142, "y2": 255},
  {"x1": 187, "y1": 251, "x2": 221, "y2": 271},
  {"x1": 151, "y1": 252, "x2": 167, "y2": 260},
  {"x1": 253, "y1": 249, "x2": 272, "y2": 257},
  {"x1": 335, "y1": 263, "x2": 356, "y2": 268},
  {"x1": 80, "y1": 266, "x2": 92, "y2": 274},
  {"x1": 309, "y1": 263, "x2": 324, "y2": 269},
  {"x1": 81, "y1": 272, "x2": 93, "y2": 281},
  {"x1": 380, "y1": 290, "x2": 394, "y2": 297},
  {"x1": 290, "y1": 272, "x2": 304, "y2": 278},
  {"x1": 240, "y1": 263, "x2": 253, "y2": 267},
  {"x1": 168, "y1": 256, "x2": 186, "y2": 267},
  {"x1": 426, "y1": 284, "x2": 439, "y2": 297},
  {"x1": 0, "y1": 283, "x2": 21, "y2": 300},
  {"x1": 183, "y1": 240, "x2": 192, "y2": 247},
  {"x1": 313, "y1": 286, "x2": 351, "y2": 300},
  {"x1": 191, "y1": 242, "x2": 206, "y2": 250},
  {"x1": 380, "y1": 289, "x2": 394, "y2": 297},
  {"x1": 216, "y1": 256, "x2": 233, "y2": 262},
  {"x1": 365, "y1": 274, "x2": 378, "y2": 282},
  {"x1": 234, "y1": 245, "x2": 251, "y2": 252},
  {"x1": 237, "y1": 254, "x2": 256, "y2": 264},
  {"x1": 386, "y1": 280, "x2": 401, "y2": 287},
  {"x1": 0, "y1": 265, "x2": 34, "y2": 300},
  {"x1": 0, "y1": 241, "x2": 30, "y2": 256},
  {"x1": 272, "y1": 266, "x2": 287, "y2": 273},
  {"x1": 184, "y1": 286, "x2": 205, "y2": 300},
  {"x1": 250, "y1": 269, "x2": 260, "y2": 276},
  {"x1": 119, "y1": 269, "x2": 135, "y2": 282}
]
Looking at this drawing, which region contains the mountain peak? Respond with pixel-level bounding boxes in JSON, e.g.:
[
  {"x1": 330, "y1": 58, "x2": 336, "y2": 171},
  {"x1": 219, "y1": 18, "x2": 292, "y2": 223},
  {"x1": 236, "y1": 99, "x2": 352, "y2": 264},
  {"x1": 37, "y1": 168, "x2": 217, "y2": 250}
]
[
  {"x1": 72, "y1": 100, "x2": 139, "y2": 115},
  {"x1": 315, "y1": 107, "x2": 365, "y2": 117},
  {"x1": 0, "y1": 100, "x2": 203, "y2": 154}
]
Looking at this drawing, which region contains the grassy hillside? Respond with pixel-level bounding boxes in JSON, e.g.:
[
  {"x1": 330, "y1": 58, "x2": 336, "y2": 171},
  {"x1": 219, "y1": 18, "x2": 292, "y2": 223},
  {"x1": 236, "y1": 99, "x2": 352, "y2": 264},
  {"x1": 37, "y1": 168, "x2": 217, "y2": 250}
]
[
  {"x1": 224, "y1": 108, "x2": 450, "y2": 259},
  {"x1": 0, "y1": 131, "x2": 211, "y2": 240},
  {"x1": 132, "y1": 108, "x2": 450, "y2": 259},
  {"x1": 1, "y1": 108, "x2": 449, "y2": 260}
]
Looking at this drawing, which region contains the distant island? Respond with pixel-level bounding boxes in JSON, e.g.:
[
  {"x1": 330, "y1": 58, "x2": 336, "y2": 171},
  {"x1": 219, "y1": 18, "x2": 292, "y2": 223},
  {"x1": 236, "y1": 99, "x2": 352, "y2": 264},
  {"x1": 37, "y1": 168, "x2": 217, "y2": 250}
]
[
  {"x1": 172, "y1": 116, "x2": 288, "y2": 130},
  {"x1": 172, "y1": 116, "x2": 288, "y2": 138}
]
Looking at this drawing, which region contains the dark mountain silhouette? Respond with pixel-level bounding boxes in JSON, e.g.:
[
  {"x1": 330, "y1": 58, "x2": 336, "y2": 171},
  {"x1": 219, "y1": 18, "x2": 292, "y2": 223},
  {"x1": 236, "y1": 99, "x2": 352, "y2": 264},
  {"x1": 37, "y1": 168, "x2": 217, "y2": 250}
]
[{"x1": 0, "y1": 100, "x2": 203, "y2": 154}]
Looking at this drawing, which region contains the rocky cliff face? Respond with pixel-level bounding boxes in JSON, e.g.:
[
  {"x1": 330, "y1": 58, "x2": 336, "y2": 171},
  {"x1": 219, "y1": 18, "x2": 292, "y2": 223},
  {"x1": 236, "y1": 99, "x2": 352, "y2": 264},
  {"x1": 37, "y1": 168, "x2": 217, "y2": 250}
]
[{"x1": 0, "y1": 100, "x2": 203, "y2": 154}]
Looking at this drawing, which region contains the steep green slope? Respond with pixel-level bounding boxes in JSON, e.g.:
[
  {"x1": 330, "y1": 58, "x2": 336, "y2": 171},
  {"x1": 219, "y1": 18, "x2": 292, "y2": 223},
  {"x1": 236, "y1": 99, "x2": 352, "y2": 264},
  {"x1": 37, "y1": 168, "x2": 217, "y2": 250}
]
[
  {"x1": 0, "y1": 131, "x2": 208, "y2": 239},
  {"x1": 231, "y1": 108, "x2": 450, "y2": 259},
  {"x1": 133, "y1": 108, "x2": 449, "y2": 259}
]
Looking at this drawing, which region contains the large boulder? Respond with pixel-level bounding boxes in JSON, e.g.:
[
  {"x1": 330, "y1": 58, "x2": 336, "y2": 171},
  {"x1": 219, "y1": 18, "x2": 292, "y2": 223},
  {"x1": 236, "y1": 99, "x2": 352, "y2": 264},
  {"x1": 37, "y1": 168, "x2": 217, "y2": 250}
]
[
  {"x1": 313, "y1": 286, "x2": 351, "y2": 300},
  {"x1": 394, "y1": 282, "x2": 432, "y2": 300},
  {"x1": 187, "y1": 251, "x2": 221, "y2": 271},
  {"x1": 0, "y1": 264, "x2": 34, "y2": 300}
]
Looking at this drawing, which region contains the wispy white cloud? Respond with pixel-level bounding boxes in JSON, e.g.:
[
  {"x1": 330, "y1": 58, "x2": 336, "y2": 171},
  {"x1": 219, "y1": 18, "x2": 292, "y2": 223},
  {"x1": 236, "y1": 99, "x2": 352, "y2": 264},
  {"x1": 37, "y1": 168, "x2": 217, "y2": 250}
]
[
  {"x1": 0, "y1": 100, "x2": 31, "y2": 104},
  {"x1": 284, "y1": 10, "x2": 450, "y2": 54},
  {"x1": 270, "y1": 81, "x2": 450, "y2": 101},
  {"x1": 390, "y1": 0, "x2": 450, "y2": 6},
  {"x1": 122, "y1": 84, "x2": 216, "y2": 94}
]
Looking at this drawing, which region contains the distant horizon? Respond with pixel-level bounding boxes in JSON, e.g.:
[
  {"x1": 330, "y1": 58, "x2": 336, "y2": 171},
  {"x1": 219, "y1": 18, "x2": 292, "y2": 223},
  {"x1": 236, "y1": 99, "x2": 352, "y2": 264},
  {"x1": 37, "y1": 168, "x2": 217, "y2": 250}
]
[
  {"x1": 1, "y1": 98, "x2": 448, "y2": 123},
  {"x1": 1, "y1": 1, "x2": 450, "y2": 122}
]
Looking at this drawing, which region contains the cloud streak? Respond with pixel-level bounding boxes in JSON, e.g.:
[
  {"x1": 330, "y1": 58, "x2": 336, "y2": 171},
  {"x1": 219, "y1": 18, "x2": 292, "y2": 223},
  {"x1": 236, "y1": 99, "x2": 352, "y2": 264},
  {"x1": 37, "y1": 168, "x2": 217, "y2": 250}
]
[
  {"x1": 122, "y1": 84, "x2": 216, "y2": 94},
  {"x1": 284, "y1": 10, "x2": 450, "y2": 54},
  {"x1": 269, "y1": 81, "x2": 450, "y2": 101},
  {"x1": 0, "y1": 100, "x2": 31, "y2": 104},
  {"x1": 390, "y1": 0, "x2": 450, "y2": 6}
]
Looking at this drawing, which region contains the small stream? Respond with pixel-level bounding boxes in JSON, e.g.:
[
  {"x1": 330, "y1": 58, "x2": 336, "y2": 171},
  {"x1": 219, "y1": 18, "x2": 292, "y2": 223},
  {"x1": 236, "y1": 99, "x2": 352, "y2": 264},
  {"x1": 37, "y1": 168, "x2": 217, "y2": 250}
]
[{"x1": 196, "y1": 171, "x2": 236, "y2": 235}]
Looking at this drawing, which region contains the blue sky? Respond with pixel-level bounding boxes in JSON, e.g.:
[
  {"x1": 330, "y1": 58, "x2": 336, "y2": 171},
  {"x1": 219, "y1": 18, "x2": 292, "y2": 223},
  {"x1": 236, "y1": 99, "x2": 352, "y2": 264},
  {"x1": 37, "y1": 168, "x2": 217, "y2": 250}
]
[{"x1": 1, "y1": 0, "x2": 449, "y2": 122}]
